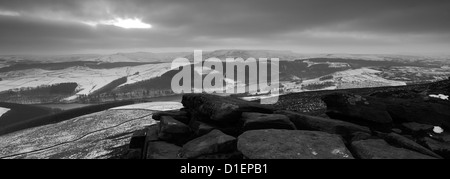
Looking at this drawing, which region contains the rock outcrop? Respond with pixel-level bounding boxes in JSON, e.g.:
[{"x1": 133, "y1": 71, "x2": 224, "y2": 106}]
[
  {"x1": 238, "y1": 129, "x2": 353, "y2": 159},
  {"x1": 351, "y1": 139, "x2": 437, "y2": 159},
  {"x1": 158, "y1": 116, "x2": 192, "y2": 145},
  {"x1": 419, "y1": 137, "x2": 450, "y2": 158},
  {"x1": 322, "y1": 93, "x2": 393, "y2": 127},
  {"x1": 181, "y1": 94, "x2": 275, "y2": 124},
  {"x1": 146, "y1": 141, "x2": 182, "y2": 159},
  {"x1": 127, "y1": 93, "x2": 449, "y2": 159},
  {"x1": 3, "y1": 79, "x2": 450, "y2": 159},
  {"x1": 181, "y1": 129, "x2": 236, "y2": 159},
  {"x1": 152, "y1": 110, "x2": 190, "y2": 124},
  {"x1": 382, "y1": 132, "x2": 442, "y2": 158},
  {"x1": 240, "y1": 112, "x2": 296, "y2": 131},
  {"x1": 401, "y1": 122, "x2": 434, "y2": 135},
  {"x1": 386, "y1": 99, "x2": 450, "y2": 129},
  {"x1": 276, "y1": 110, "x2": 371, "y2": 137}
]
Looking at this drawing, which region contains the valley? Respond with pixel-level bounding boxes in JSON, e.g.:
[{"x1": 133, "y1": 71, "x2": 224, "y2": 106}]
[{"x1": 0, "y1": 50, "x2": 449, "y2": 106}]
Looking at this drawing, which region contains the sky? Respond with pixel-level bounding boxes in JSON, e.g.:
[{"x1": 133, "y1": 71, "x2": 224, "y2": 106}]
[{"x1": 0, "y1": 0, "x2": 449, "y2": 55}]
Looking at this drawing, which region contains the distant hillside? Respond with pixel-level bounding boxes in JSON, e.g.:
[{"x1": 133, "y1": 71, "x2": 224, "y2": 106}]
[
  {"x1": 1, "y1": 50, "x2": 450, "y2": 104},
  {"x1": 184, "y1": 50, "x2": 301, "y2": 61},
  {"x1": 0, "y1": 83, "x2": 79, "y2": 104},
  {"x1": 0, "y1": 61, "x2": 156, "y2": 73},
  {"x1": 93, "y1": 52, "x2": 191, "y2": 63},
  {"x1": 0, "y1": 52, "x2": 191, "y2": 63}
]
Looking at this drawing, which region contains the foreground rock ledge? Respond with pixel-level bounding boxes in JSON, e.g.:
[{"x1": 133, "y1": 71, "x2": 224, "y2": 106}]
[
  {"x1": 241, "y1": 112, "x2": 296, "y2": 131},
  {"x1": 237, "y1": 129, "x2": 354, "y2": 159},
  {"x1": 322, "y1": 93, "x2": 393, "y2": 126},
  {"x1": 351, "y1": 139, "x2": 437, "y2": 159},
  {"x1": 181, "y1": 129, "x2": 237, "y2": 159},
  {"x1": 182, "y1": 94, "x2": 275, "y2": 124},
  {"x1": 277, "y1": 110, "x2": 371, "y2": 137}
]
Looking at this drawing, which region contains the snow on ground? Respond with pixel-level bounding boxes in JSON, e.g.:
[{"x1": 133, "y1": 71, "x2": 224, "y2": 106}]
[
  {"x1": 281, "y1": 68, "x2": 406, "y2": 93},
  {"x1": 0, "y1": 107, "x2": 10, "y2": 118},
  {"x1": 429, "y1": 94, "x2": 449, "y2": 100},
  {"x1": 0, "y1": 63, "x2": 173, "y2": 98},
  {"x1": 433, "y1": 126, "x2": 444, "y2": 134},
  {"x1": 303, "y1": 60, "x2": 350, "y2": 68},
  {"x1": 111, "y1": 102, "x2": 183, "y2": 111},
  {"x1": 117, "y1": 63, "x2": 173, "y2": 86},
  {"x1": 333, "y1": 68, "x2": 407, "y2": 89}
]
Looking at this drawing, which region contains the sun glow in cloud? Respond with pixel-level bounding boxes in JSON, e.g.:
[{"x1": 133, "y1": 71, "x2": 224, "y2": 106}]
[{"x1": 85, "y1": 18, "x2": 152, "y2": 29}]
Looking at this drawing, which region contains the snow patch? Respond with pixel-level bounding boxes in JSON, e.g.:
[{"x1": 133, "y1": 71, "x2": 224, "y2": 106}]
[
  {"x1": 303, "y1": 60, "x2": 350, "y2": 68},
  {"x1": 0, "y1": 107, "x2": 10, "y2": 118},
  {"x1": 111, "y1": 102, "x2": 183, "y2": 111},
  {"x1": 429, "y1": 94, "x2": 449, "y2": 100},
  {"x1": 433, "y1": 126, "x2": 444, "y2": 134},
  {"x1": 62, "y1": 95, "x2": 79, "y2": 102}
]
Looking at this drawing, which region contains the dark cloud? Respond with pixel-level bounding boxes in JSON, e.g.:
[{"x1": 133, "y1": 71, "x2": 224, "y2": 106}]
[{"x1": 0, "y1": 0, "x2": 449, "y2": 54}]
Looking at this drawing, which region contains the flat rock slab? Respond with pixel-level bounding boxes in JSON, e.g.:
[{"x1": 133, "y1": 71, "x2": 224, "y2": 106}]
[
  {"x1": 190, "y1": 121, "x2": 216, "y2": 137},
  {"x1": 429, "y1": 132, "x2": 450, "y2": 143},
  {"x1": 241, "y1": 112, "x2": 296, "y2": 131},
  {"x1": 158, "y1": 116, "x2": 192, "y2": 145},
  {"x1": 182, "y1": 94, "x2": 275, "y2": 124},
  {"x1": 277, "y1": 110, "x2": 371, "y2": 137},
  {"x1": 181, "y1": 129, "x2": 236, "y2": 159},
  {"x1": 384, "y1": 133, "x2": 442, "y2": 158},
  {"x1": 386, "y1": 99, "x2": 450, "y2": 129},
  {"x1": 419, "y1": 137, "x2": 450, "y2": 159},
  {"x1": 146, "y1": 141, "x2": 182, "y2": 159},
  {"x1": 0, "y1": 109, "x2": 156, "y2": 159},
  {"x1": 237, "y1": 129, "x2": 353, "y2": 159},
  {"x1": 152, "y1": 110, "x2": 189, "y2": 124},
  {"x1": 351, "y1": 139, "x2": 437, "y2": 159},
  {"x1": 350, "y1": 132, "x2": 374, "y2": 142},
  {"x1": 401, "y1": 122, "x2": 434, "y2": 134},
  {"x1": 322, "y1": 93, "x2": 392, "y2": 126}
]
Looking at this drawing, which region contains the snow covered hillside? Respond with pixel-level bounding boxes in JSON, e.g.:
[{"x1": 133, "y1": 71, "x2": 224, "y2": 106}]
[
  {"x1": 281, "y1": 68, "x2": 407, "y2": 93},
  {"x1": 0, "y1": 63, "x2": 173, "y2": 100}
]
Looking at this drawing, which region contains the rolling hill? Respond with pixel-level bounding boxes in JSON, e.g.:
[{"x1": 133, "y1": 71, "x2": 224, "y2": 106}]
[{"x1": 1, "y1": 50, "x2": 449, "y2": 104}]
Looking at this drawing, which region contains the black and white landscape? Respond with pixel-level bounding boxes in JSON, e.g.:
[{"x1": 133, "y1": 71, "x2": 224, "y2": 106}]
[
  {"x1": 1, "y1": 51, "x2": 449, "y2": 104},
  {"x1": 0, "y1": 0, "x2": 450, "y2": 160}
]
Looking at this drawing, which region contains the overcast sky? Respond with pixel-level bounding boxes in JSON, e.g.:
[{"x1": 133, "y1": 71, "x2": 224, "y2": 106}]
[{"x1": 0, "y1": 0, "x2": 449, "y2": 55}]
